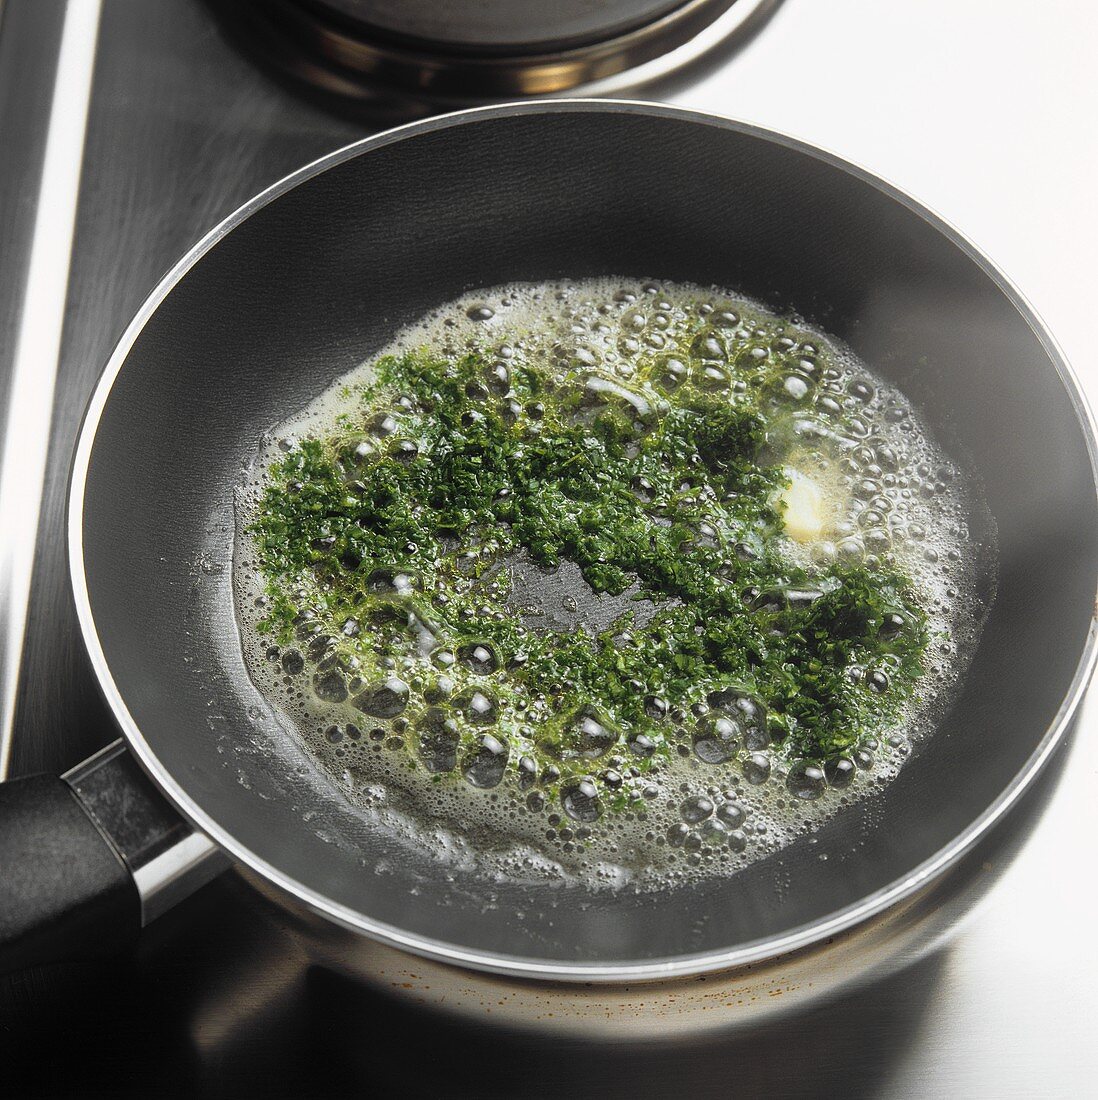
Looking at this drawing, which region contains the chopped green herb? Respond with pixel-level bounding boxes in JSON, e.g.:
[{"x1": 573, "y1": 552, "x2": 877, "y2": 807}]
[{"x1": 250, "y1": 314, "x2": 929, "y2": 809}]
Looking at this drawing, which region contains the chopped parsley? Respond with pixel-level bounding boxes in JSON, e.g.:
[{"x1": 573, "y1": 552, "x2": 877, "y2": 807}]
[{"x1": 250, "y1": 316, "x2": 929, "y2": 812}]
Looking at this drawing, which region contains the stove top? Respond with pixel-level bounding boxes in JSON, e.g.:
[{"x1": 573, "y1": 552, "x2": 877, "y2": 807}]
[{"x1": 1, "y1": 1, "x2": 1096, "y2": 1095}]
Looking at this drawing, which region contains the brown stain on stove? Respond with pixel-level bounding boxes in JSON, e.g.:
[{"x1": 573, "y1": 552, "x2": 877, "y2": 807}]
[{"x1": 378, "y1": 959, "x2": 811, "y2": 1025}]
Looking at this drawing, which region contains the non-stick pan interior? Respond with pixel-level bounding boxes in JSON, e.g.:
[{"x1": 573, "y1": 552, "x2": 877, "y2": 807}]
[{"x1": 77, "y1": 104, "x2": 1098, "y2": 974}]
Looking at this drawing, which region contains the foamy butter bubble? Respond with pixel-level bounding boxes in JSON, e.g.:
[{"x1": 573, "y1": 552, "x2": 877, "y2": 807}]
[{"x1": 232, "y1": 278, "x2": 991, "y2": 892}]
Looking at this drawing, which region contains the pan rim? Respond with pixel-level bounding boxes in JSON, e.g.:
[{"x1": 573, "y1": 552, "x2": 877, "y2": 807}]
[{"x1": 67, "y1": 98, "x2": 1098, "y2": 983}]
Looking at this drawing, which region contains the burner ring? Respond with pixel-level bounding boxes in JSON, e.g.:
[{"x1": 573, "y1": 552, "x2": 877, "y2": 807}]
[{"x1": 220, "y1": 0, "x2": 754, "y2": 106}]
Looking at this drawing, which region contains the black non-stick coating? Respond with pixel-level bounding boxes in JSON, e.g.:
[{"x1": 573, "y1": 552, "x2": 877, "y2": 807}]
[{"x1": 78, "y1": 104, "x2": 1098, "y2": 973}]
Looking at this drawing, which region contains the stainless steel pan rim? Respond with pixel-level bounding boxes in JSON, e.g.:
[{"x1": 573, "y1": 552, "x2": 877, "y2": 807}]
[{"x1": 67, "y1": 99, "x2": 1098, "y2": 984}]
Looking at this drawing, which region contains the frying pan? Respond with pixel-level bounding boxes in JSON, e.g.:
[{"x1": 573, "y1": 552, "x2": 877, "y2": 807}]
[{"x1": 2, "y1": 101, "x2": 1096, "y2": 985}]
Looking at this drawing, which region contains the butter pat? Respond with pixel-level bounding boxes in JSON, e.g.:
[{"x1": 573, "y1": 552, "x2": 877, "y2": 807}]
[{"x1": 780, "y1": 469, "x2": 827, "y2": 542}]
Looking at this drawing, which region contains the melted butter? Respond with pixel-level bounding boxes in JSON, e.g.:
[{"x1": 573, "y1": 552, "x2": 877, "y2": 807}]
[
  {"x1": 231, "y1": 277, "x2": 992, "y2": 892},
  {"x1": 780, "y1": 469, "x2": 828, "y2": 543}
]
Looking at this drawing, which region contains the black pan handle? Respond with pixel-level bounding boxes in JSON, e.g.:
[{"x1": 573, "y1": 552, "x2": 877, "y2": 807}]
[{"x1": 0, "y1": 740, "x2": 229, "y2": 974}]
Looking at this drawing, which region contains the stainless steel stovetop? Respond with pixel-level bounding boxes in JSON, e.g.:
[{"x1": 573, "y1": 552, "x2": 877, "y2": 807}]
[{"x1": 1, "y1": 1, "x2": 1095, "y2": 1095}]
